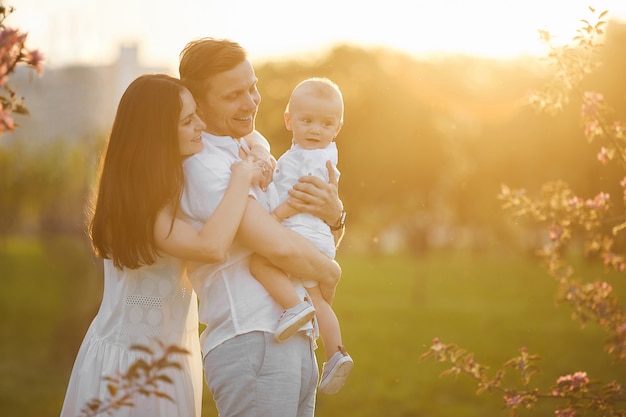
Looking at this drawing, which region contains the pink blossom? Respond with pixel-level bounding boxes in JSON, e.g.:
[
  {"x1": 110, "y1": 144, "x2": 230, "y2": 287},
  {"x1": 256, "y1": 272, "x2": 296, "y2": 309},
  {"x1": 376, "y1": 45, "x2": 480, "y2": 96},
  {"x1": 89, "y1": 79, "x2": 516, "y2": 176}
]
[
  {"x1": 586, "y1": 192, "x2": 610, "y2": 208},
  {"x1": 556, "y1": 371, "x2": 589, "y2": 390},
  {"x1": 594, "y1": 281, "x2": 612, "y2": 296},
  {"x1": 581, "y1": 91, "x2": 604, "y2": 118},
  {"x1": 0, "y1": 28, "x2": 26, "y2": 66},
  {"x1": 612, "y1": 121, "x2": 625, "y2": 138},
  {"x1": 504, "y1": 394, "x2": 522, "y2": 407},
  {"x1": 0, "y1": 27, "x2": 21, "y2": 50},
  {"x1": 555, "y1": 408, "x2": 576, "y2": 417},
  {"x1": 584, "y1": 119, "x2": 603, "y2": 141},
  {"x1": 24, "y1": 48, "x2": 44, "y2": 74},
  {"x1": 431, "y1": 337, "x2": 444, "y2": 353},
  {"x1": 596, "y1": 147, "x2": 611, "y2": 165},
  {"x1": 549, "y1": 224, "x2": 563, "y2": 241},
  {"x1": 567, "y1": 196, "x2": 582, "y2": 208}
]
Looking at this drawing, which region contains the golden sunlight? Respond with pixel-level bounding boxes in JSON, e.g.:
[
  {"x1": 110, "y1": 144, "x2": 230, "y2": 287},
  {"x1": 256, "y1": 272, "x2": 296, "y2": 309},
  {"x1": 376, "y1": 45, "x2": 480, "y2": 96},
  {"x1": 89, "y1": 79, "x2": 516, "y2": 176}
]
[{"x1": 8, "y1": 0, "x2": 626, "y2": 69}]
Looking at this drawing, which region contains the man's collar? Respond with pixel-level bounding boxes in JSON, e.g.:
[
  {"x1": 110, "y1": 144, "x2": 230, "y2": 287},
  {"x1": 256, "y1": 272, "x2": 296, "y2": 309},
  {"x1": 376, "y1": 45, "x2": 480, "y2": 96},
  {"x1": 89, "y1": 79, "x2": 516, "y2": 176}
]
[{"x1": 202, "y1": 131, "x2": 239, "y2": 147}]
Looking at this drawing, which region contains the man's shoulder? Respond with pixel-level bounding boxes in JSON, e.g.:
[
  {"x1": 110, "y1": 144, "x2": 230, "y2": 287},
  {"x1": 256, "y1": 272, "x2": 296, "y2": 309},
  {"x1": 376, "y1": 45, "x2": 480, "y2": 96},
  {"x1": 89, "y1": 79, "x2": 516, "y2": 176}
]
[{"x1": 184, "y1": 143, "x2": 232, "y2": 173}]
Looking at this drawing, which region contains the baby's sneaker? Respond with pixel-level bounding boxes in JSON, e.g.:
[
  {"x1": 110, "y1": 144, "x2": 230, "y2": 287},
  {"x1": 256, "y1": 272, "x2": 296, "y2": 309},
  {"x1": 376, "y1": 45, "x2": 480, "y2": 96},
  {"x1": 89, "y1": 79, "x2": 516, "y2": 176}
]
[
  {"x1": 318, "y1": 345, "x2": 353, "y2": 395},
  {"x1": 274, "y1": 301, "x2": 316, "y2": 343}
]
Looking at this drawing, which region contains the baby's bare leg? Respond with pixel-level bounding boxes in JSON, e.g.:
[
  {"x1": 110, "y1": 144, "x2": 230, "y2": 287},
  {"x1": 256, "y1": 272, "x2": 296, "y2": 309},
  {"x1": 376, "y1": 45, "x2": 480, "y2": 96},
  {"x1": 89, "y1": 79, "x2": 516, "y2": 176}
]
[
  {"x1": 250, "y1": 253, "x2": 302, "y2": 309},
  {"x1": 308, "y1": 285, "x2": 342, "y2": 359}
]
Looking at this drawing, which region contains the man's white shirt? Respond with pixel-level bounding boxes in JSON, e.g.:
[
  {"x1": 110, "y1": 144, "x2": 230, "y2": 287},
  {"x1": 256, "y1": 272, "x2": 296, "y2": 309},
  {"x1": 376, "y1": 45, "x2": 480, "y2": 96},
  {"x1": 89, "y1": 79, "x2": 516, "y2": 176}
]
[{"x1": 181, "y1": 131, "x2": 312, "y2": 356}]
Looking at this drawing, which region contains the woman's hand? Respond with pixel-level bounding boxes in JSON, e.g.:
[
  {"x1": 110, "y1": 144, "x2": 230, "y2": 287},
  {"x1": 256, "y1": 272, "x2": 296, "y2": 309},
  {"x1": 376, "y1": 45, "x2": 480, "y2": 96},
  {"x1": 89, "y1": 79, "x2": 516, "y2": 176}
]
[
  {"x1": 287, "y1": 160, "x2": 343, "y2": 225},
  {"x1": 249, "y1": 146, "x2": 276, "y2": 190},
  {"x1": 231, "y1": 157, "x2": 265, "y2": 187},
  {"x1": 242, "y1": 131, "x2": 276, "y2": 190}
]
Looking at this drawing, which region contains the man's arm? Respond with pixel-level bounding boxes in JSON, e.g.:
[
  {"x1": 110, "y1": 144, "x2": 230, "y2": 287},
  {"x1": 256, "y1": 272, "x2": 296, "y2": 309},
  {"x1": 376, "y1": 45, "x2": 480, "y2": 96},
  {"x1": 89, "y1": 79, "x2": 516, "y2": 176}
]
[{"x1": 235, "y1": 197, "x2": 341, "y2": 290}]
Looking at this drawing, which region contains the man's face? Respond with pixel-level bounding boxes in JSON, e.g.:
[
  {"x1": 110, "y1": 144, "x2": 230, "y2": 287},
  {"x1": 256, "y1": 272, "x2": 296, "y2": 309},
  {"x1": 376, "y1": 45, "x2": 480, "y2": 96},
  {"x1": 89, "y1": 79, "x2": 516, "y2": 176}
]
[{"x1": 197, "y1": 59, "x2": 261, "y2": 139}]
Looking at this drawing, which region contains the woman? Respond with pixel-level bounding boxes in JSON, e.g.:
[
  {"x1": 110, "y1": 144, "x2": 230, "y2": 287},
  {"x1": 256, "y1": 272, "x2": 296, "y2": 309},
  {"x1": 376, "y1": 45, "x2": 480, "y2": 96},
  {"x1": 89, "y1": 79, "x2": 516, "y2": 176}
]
[{"x1": 60, "y1": 74, "x2": 264, "y2": 417}]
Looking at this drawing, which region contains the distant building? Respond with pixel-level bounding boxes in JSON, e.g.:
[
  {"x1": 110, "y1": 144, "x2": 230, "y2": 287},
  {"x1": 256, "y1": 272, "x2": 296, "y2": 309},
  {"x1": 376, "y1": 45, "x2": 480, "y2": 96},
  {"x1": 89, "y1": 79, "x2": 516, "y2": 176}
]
[{"x1": 5, "y1": 44, "x2": 168, "y2": 143}]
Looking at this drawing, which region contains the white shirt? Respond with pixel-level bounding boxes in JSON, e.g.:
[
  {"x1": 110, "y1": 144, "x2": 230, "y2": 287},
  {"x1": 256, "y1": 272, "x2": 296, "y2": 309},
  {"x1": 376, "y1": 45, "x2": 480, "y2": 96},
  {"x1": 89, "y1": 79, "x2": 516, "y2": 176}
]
[
  {"x1": 274, "y1": 142, "x2": 340, "y2": 259},
  {"x1": 181, "y1": 131, "x2": 311, "y2": 355}
]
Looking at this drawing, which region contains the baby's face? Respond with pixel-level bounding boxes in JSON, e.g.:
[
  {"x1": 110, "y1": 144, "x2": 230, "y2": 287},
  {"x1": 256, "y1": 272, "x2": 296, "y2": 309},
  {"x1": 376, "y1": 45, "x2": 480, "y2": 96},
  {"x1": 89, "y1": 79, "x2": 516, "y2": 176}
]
[{"x1": 284, "y1": 94, "x2": 343, "y2": 150}]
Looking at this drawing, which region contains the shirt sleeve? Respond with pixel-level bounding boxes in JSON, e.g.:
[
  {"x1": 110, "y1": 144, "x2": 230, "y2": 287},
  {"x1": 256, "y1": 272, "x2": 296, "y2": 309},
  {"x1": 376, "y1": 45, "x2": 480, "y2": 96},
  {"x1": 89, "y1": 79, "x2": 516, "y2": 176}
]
[
  {"x1": 272, "y1": 151, "x2": 304, "y2": 203},
  {"x1": 273, "y1": 148, "x2": 339, "y2": 204},
  {"x1": 181, "y1": 152, "x2": 234, "y2": 223}
]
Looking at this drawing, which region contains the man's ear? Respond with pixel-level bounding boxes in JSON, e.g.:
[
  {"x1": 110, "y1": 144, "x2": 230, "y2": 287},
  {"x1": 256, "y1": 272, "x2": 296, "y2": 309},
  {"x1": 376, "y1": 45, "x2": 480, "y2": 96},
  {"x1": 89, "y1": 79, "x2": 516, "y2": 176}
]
[{"x1": 198, "y1": 99, "x2": 208, "y2": 118}]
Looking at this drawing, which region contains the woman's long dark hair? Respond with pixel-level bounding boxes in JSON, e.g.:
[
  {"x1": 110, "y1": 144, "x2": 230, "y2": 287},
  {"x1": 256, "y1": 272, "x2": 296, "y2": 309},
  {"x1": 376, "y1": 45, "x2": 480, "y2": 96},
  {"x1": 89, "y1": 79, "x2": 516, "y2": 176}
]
[{"x1": 89, "y1": 74, "x2": 186, "y2": 269}]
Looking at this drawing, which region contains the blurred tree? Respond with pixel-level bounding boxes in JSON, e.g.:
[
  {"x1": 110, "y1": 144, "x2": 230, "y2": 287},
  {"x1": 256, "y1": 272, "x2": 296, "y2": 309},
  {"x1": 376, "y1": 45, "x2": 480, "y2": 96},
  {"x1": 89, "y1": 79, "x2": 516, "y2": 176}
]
[
  {"x1": 254, "y1": 37, "x2": 626, "y2": 253},
  {"x1": 0, "y1": 136, "x2": 102, "y2": 241},
  {"x1": 3, "y1": 17, "x2": 626, "y2": 256}
]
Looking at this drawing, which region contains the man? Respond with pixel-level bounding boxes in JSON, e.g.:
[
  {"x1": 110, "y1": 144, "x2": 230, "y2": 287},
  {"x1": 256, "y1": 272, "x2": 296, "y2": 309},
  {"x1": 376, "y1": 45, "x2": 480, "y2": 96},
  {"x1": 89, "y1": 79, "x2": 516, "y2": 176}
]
[{"x1": 178, "y1": 38, "x2": 346, "y2": 417}]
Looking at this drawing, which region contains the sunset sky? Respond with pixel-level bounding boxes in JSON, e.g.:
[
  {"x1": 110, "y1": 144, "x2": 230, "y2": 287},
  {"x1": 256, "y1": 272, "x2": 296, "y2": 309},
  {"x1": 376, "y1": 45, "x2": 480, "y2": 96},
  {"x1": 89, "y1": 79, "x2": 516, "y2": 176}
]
[{"x1": 7, "y1": 0, "x2": 626, "y2": 73}]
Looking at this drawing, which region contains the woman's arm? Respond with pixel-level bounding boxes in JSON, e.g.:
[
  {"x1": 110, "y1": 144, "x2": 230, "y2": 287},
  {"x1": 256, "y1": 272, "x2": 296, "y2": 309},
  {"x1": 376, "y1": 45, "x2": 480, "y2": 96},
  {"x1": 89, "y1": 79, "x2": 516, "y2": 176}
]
[{"x1": 153, "y1": 159, "x2": 263, "y2": 263}]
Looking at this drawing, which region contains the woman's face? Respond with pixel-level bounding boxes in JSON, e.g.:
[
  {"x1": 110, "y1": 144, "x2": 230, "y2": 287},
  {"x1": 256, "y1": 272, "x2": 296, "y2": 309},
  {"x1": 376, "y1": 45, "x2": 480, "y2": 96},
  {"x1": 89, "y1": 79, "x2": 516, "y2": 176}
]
[{"x1": 178, "y1": 88, "x2": 206, "y2": 158}]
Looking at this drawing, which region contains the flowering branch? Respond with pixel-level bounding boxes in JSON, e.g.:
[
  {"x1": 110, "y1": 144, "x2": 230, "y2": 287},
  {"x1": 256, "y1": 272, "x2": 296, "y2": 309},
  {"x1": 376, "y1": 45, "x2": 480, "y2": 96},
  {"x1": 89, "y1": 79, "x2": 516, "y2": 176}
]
[
  {"x1": 528, "y1": 7, "x2": 606, "y2": 115},
  {"x1": 0, "y1": 4, "x2": 44, "y2": 135},
  {"x1": 421, "y1": 339, "x2": 626, "y2": 416},
  {"x1": 424, "y1": 7, "x2": 626, "y2": 416},
  {"x1": 78, "y1": 342, "x2": 190, "y2": 417}
]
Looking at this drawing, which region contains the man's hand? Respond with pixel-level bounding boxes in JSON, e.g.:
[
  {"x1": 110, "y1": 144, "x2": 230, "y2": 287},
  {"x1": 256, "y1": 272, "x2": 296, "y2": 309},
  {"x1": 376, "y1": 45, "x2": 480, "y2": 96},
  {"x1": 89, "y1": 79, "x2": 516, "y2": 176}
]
[{"x1": 287, "y1": 160, "x2": 343, "y2": 225}]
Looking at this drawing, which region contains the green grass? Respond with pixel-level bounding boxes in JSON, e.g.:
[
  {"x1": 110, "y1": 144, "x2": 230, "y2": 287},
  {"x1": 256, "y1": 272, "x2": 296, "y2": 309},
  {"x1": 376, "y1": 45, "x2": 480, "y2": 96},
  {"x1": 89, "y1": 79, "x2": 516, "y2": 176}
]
[
  {"x1": 1, "y1": 237, "x2": 624, "y2": 417},
  {"x1": 0, "y1": 236, "x2": 101, "y2": 417},
  {"x1": 314, "y1": 251, "x2": 625, "y2": 417}
]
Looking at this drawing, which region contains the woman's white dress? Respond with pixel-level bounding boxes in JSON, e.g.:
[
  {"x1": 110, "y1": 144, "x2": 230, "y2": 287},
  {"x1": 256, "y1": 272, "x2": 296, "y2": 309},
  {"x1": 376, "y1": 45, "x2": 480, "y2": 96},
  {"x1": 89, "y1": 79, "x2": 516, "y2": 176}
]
[{"x1": 60, "y1": 256, "x2": 202, "y2": 417}]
